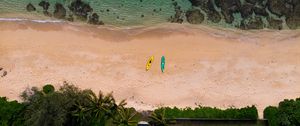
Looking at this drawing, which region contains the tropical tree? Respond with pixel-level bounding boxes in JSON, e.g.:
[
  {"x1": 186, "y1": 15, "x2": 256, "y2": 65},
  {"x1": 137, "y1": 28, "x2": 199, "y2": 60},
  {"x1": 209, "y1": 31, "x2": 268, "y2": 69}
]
[
  {"x1": 71, "y1": 101, "x2": 91, "y2": 126},
  {"x1": 20, "y1": 85, "x2": 68, "y2": 126},
  {"x1": 150, "y1": 108, "x2": 168, "y2": 126},
  {"x1": 113, "y1": 107, "x2": 139, "y2": 126},
  {"x1": 85, "y1": 91, "x2": 126, "y2": 126},
  {"x1": 58, "y1": 83, "x2": 94, "y2": 126},
  {"x1": 0, "y1": 97, "x2": 25, "y2": 126}
]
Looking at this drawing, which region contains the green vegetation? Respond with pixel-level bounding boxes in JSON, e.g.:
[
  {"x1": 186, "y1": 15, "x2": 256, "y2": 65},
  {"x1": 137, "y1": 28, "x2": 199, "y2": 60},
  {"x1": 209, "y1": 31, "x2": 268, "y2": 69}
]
[
  {"x1": 264, "y1": 98, "x2": 300, "y2": 126},
  {"x1": 1, "y1": 83, "x2": 300, "y2": 126},
  {"x1": 149, "y1": 108, "x2": 169, "y2": 126},
  {"x1": 42, "y1": 84, "x2": 55, "y2": 94},
  {"x1": 263, "y1": 106, "x2": 278, "y2": 126},
  {"x1": 0, "y1": 97, "x2": 25, "y2": 126},
  {"x1": 4, "y1": 83, "x2": 141, "y2": 126},
  {"x1": 154, "y1": 105, "x2": 258, "y2": 120}
]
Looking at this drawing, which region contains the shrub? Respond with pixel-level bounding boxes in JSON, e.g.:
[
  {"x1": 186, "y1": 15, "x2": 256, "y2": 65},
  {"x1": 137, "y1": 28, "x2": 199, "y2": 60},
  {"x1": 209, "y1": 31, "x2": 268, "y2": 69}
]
[
  {"x1": 0, "y1": 97, "x2": 25, "y2": 126},
  {"x1": 42, "y1": 84, "x2": 55, "y2": 94},
  {"x1": 155, "y1": 105, "x2": 258, "y2": 120},
  {"x1": 263, "y1": 98, "x2": 300, "y2": 126},
  {"x1": 263, "y1": 106, "x2": 278, "y2": 126},
  {"x1": 19, "y1": 83, "x2": 136, "y2": 126}
]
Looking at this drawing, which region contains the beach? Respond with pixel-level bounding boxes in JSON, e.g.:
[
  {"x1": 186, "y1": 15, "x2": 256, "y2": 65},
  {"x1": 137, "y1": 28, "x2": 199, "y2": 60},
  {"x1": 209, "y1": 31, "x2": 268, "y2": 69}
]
[{"x1": 1, "y1": 21, "x2": 300, "y2": 118}]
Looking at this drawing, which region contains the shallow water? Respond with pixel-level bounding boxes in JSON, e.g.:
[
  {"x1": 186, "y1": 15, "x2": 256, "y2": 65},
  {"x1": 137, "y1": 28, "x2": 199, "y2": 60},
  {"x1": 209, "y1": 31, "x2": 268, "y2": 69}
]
[
  {"x1": 0, "y1": 0, "x2": 294, "y2": 29},
  {"x1": 0, "y1": 0, "x2": 192, "y2": 26}
]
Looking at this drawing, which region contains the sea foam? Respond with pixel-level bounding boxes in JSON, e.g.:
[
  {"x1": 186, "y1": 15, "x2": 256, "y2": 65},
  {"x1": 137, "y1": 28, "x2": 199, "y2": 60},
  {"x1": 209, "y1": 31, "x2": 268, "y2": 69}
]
[{"x1": 0, "y1": 18, "x2": 64, "y2": 23}]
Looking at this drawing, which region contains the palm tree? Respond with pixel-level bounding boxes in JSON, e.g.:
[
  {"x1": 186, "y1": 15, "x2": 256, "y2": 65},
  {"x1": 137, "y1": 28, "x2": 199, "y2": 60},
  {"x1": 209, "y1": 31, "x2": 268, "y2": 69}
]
[
  {"x1": 21, "y1": 87, "x2": 67, "y2": 126},
  {"x1": 113, "y1": 107, "x2": 139, "y2": 126},
  {"x1": 86, "y1": 91, "x2": 125, "y2": 126},
  {"x1": 150, "y1": 108, "x2": 168, "y2": 126},
  {"x1": 71, "y1": 101, "x2": 90, "y2": 126}
]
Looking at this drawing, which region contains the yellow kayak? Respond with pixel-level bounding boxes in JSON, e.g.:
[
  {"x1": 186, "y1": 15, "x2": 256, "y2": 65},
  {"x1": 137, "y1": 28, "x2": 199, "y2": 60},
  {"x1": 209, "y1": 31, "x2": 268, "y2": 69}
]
[{"x1": 146, "y1": 56, "x2": 154, "y2": 71}]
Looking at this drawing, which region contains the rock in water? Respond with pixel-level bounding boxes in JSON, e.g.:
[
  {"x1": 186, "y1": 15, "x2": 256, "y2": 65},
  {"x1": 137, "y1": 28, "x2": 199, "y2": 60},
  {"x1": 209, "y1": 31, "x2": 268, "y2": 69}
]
[
  {"x1": 206, "y1": 0, "x2": 221, "y2": 23},
  {"x1": 88, "y1": 13, "x2": 104, "y2": 25},
  {"x1": 191, "y1": 0, "x2": 221, "y2": 23},
  {"x1": 188, "y1": 0, "x2": 203, "y2": 7},
  {"x1": 185, "y1": 9, "x2": 204, "y2": 24},
  {"x1": 26, "y1": 3, "x2": 36, "y2": 12},
  {"x1": 39, "y1": 1, "x2": 50, "y2": 11},
  {"x1": 267, "y1": 17, "x2": 283, "y2": 30},
  {"x1": 286, "y1": 16, "x2": 300, "y2": 29},
  {"x1": 169, "y1": 1, "x2": 184, "y2": 23},
  {"x1": 253, "y1": 7, "x2": 268, "y2": 17},
  {"x1": 207, "y1": 11, "x2": 221, "y2": 23},
  {"x1": 43, "y1": 11, "x2": 52, "y2": 17},
  {"x1": 54, "y1": 3, "x2": 66, "y2": 19},
  {"x1": 39, "y1": 1, "x2": 51, "y2": 17},
  {"x1": 240, "y1": 3, "x2": 254, "y2": 18},
  {"x1": 240, "y1": 16, "x2": 264, "y2": 30},
  {"x1": 245, "y1": 0, "x2": 257, "y2": 5},
  {"x1": 267, "y1": 0, "x2": 293, "y2": 17},
  {"x1": 69, "y1": 0, "x2": 93, "y2": 20},
  {"x1": 67, "y1": 15, "x2": 74, "y2": 22},
  {"x1": 218, "y1": 0, "x2": 241, "y2": 24},
  {"x1": 286, "y1": 3, "x2": 300, "y2": 29}
]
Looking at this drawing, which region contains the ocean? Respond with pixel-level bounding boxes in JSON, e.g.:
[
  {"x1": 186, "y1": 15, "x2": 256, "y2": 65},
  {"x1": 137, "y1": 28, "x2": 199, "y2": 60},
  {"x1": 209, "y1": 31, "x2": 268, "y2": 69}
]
[
  {"x1": 0, "y1": 0, "x2": 192, "y2": 26},
  {"x1": 0, "y1": 0, "x2": 297, "y2": 29}
]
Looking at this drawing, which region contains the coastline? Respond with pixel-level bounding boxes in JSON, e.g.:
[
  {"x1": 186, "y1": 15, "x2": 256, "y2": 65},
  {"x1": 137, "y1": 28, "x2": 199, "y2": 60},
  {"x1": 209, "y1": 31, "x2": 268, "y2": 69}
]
[{"x1": 1, "y1": 20, "x2": 300, "y2": 118}]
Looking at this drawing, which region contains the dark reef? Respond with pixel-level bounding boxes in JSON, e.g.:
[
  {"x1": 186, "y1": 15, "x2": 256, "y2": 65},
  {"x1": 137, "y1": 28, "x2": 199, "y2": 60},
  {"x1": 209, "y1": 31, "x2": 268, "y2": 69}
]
[
  {"x1": 53, "y1": 3, "x2": 66, "y2": 19},
  {"x1": 186, "y1": 9, "x2": 204, "y2": 24},
  {"x1": 169, "y1": 1, "x2": 184, "y2": 23},
  {"x1": 26, "y1": 3, "x2": 36, "y2": 12},
  {"x1": 187, "y1": 0, "x2": 300, "y2": 29},
  {"x1": 267, "y1": 17, "x2": 283, "y2": 30},
  {"x1": 38, "y1": 1, "x2": 50, "y2": 11},
  {"x1": 88, "y1": 13, "x2": 104, "y2": 25},
  {"x1": 240, "y1": 16, "x2": 264, "y2": 30},
  {"x1": 27, "y1": 0, "x2": 104, "y2": 25},
  {"x1": 25, "y1": 0, "x2": 300, "y2": 30},
  {"x1": 69, "y1": 0, "x2": 93, "y2": 20},
  {"x1": 39, "y1": 1, "x2": 51, "y2": 17}
]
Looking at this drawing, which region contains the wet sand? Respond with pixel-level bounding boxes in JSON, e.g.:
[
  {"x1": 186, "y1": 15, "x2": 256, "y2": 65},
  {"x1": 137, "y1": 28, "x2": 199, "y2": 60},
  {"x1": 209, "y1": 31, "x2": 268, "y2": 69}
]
[{"x1": 1, "y1": 21, "x2": 300, "y2": 118}]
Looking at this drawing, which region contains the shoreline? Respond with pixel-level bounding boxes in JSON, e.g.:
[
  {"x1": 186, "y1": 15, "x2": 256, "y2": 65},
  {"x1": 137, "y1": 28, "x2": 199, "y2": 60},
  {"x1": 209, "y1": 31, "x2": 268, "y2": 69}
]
[
  {"x1": 1, "y1": 21, "x2": 300, "y2": 118},
  {"x1": 1, "y1": 17, "x2": 299, "y2": 39}
]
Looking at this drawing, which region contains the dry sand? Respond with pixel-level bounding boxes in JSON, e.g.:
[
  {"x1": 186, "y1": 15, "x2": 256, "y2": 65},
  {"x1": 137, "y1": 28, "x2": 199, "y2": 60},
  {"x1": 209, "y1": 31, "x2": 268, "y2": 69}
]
[{"x1": 1, "y1": 21, "x2": 300, "y2": 118}]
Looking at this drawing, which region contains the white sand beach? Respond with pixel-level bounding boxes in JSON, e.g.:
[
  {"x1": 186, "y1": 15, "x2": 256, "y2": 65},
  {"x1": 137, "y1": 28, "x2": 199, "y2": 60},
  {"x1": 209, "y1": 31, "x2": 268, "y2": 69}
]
[{"x1": 1, "y1": 21, "x2": 300, "y2": 118}]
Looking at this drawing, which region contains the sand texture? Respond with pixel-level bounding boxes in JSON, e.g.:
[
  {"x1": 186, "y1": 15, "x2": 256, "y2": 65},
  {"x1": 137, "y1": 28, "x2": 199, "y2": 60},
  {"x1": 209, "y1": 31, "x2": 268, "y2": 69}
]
[{"x1": 1, "y1": 21, "x2": 300, "y2": 118}]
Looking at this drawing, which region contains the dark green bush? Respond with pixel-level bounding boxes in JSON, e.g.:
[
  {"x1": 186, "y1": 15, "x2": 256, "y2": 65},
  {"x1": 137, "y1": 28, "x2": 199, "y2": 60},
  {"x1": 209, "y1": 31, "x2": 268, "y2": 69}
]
[
  {"x1": 18, "y1": 83, "x2": 139, "y2": 126},
  {"x1": 263, "y1": 106, "x2": 278, "y2": 126},
  {"x1": 263, "y1": 98, "x2": 300, "y2": 126},
  {"x1": 155, "y1": 105, "x2": 258, "y2": 120},
  {"x1": 0, "y1": 97, "x2": 25, "y2": 126},
  {"x1": 42, "y1": 84, "x2": 55, "y2": 94}
]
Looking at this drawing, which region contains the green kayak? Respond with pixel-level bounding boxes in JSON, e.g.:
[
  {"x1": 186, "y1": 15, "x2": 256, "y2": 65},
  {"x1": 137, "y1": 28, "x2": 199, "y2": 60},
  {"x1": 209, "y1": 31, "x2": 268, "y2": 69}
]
[{"x1": 161, "y1": 56, "x2": 165, "y2": 73}]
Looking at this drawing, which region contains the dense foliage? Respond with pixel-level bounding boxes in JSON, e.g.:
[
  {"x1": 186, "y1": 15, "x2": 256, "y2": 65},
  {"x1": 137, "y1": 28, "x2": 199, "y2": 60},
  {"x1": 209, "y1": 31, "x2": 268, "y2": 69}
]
[
  {"x1": 154, "y1": 105, "x2": 258, "y2": 120},
  {"x1": 1, "y1": 83, "x2": 140, "y2": 126},
  {"x1": 0, "y1": 97, "x2": 25, "y2": 126},
  {"x1": 2, "y1": 83, "x2": 300, "y2": 126},
  {"x1": 264, "y1": 98, "x2": 300, "y2": 126},
  {"x1": 263, "y1": 106, "x2": 278, "y2": 126}
]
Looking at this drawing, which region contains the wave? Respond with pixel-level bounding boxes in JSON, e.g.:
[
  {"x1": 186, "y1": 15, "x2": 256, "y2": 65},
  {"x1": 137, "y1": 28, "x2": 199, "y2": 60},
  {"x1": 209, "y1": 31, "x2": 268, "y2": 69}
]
[{"x1": 0, "y1": 17, "x2": 64, "y2": 23}]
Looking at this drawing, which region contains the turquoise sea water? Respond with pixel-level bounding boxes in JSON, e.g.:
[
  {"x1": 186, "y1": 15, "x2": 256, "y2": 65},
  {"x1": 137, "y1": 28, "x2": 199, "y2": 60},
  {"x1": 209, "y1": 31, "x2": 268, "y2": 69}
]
[
  {"x1": 0, "y1": 0, "x2": 287, "y2": 29},
  {"x1": 0, "y1": 0, "x2": 192, "y2": 26}
]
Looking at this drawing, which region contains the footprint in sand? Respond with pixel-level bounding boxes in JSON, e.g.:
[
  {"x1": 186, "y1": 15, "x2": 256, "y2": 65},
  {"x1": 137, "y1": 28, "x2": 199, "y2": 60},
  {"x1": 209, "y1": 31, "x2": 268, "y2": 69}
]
[{"x1": 0, "y1": 67, "x2": 8, "y2": 77}]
